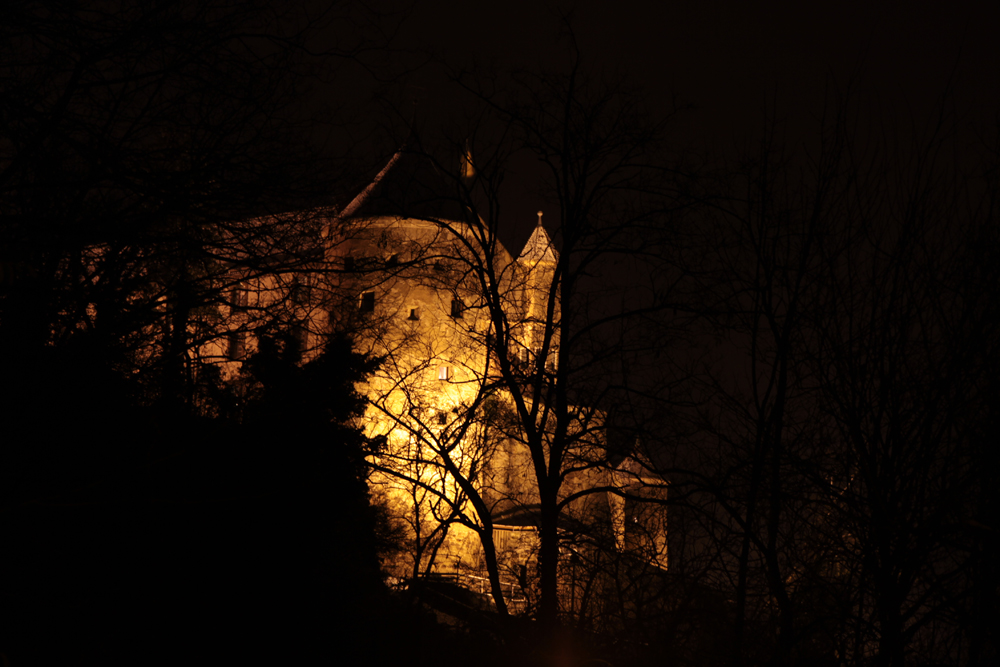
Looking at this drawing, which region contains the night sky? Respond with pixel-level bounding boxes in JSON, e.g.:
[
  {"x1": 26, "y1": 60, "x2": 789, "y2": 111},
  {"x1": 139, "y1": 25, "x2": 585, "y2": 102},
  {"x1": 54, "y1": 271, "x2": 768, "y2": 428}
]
[{"x1": 379, "y1": 0, "x2": 1000, "y2": 245}]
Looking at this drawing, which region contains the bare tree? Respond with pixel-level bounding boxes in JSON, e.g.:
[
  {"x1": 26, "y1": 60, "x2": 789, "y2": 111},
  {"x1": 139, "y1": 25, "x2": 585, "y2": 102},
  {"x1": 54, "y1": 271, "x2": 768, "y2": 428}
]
[
  {"x1": 0, "y1": 0, "x2": 391, "y2": 414},
  {"x1": 0, "y1": 5, "x2": 398, "y2": 660},
  {"x1": 676, "y1": 91, "x2": 1000, "y2": 667},
  {"x1": 338, "y1": 47, "x2": 684, "y2": 636},
  {"x1": 805, "y1": 129, "x2": 998, "y2": 667},
  {"x1": 684, "y1": 107, "x2": 851, "y2": 666}
]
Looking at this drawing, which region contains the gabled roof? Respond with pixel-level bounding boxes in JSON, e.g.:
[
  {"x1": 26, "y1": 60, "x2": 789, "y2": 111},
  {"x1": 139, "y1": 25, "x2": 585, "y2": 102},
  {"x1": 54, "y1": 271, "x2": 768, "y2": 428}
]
[
  {"x1": 614, "y1": 453, "x2": 667, "y2": 489},
  {"x1": 519, "y1": 213, "x2": 558, "y2": 264},
  {"x1": 339, "y1": 146, "x2": 474, "y2": 224}
]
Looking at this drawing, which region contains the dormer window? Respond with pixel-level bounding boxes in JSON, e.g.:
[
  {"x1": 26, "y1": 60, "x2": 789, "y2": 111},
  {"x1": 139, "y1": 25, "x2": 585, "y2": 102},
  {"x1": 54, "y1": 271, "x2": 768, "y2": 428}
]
[
  {"x1": 450, "y1": 298, "x2": 464, "y2": 318},
  {"x1": 360, "y1": 291, "x2": 375, "y2": 312}
]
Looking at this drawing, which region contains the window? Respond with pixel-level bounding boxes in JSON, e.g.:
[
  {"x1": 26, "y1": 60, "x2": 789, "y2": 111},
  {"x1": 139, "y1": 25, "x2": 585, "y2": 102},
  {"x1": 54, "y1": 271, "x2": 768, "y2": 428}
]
[
  {"x1": 438, "y1": 366, "x2": 450, "y2": 381},
  {"x1": 343, "y1": 256, "x2": 355, "y2": 272},
  {"x1": 450, "y1": 298, "x2": 464, "y2": 318},
  {"x1": 230, "y1": 285, "x2": 248, "y2": 309},
  {"x1": 407, "y1": 307, "x2": 419, "y2": 321},
  {"x1": 437, "y1": 411, "x2": 447, "y2": 425},
  {"x1": 227, "y1": 331, "x2": 245, "y2": 361},
  {"x1": 359, "y1": 291, "x2": 375, "y2": 312},
  {"x1": 292, "y1": 325, "x2": 308, "y2": 354},
  {"x1": 386, "y1": 253, "x2": 399, "y2": 268},
  {"x1": 290, "y1": 277, "x2": 309, "y2": 304}
]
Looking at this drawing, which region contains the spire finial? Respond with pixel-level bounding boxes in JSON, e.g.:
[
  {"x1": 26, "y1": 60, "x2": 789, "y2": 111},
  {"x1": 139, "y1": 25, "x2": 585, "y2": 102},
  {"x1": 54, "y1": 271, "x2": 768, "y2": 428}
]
[{"x1": 537, "y1": 210, "x2": 543, "y2": 227}]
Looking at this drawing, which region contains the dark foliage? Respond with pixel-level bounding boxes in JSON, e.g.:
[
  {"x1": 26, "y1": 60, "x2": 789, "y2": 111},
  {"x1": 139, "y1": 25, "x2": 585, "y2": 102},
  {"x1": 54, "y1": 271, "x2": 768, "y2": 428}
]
[{"x1": 0, "y1": 329, "x2": 390, "y2": 665}]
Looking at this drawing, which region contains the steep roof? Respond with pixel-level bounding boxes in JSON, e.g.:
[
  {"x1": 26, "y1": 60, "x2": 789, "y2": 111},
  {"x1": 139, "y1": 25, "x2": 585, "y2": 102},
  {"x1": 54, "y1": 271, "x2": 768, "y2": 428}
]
[
  {"x1": 614, "y1": 454, "x2": 666, "y2": 488},
  {"x1": 339, "y1": 147, "x2": 473, "y2": 224},
  {"x1": 519, "y1": 212, "x2": 558, "y2": 264}
]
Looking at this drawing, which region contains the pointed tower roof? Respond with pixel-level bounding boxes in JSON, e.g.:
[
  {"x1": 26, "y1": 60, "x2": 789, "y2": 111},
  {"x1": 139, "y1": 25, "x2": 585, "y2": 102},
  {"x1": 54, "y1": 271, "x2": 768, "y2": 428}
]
[{"x1": 519, "y1": 211, "x2": 558, "y2": 264}]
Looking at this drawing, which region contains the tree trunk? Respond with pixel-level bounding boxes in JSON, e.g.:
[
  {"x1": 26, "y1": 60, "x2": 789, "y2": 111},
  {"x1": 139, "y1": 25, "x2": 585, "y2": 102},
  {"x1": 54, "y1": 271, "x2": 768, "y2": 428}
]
[
  {"x1": 538, "y1": 482, "x2": 560, "y2": 631},
  {"x1": 479, "y1": 524, "x2": 510, "y2": 616}
]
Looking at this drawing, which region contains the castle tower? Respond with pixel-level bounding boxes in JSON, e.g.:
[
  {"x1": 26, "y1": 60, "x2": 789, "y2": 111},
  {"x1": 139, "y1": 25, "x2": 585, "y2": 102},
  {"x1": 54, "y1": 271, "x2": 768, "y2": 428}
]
[{"x1": 517, "y1": 211, "x2": 559, "y2": 366}]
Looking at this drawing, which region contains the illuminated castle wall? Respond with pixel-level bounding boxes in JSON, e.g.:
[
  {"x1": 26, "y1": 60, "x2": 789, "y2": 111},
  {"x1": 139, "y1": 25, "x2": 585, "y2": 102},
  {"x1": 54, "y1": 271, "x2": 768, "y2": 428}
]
[
  {"x1": 195, "y1": 150, "x2": 667, "y2": 612},
  {"x1": 333, "y1": 211, "x2": 563, "y2": 586}
]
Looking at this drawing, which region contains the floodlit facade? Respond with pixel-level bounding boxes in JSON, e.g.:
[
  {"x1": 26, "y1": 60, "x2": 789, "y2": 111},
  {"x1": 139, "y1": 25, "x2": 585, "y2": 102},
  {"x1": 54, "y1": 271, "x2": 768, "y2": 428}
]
[{"x1": 195, "y1": 149, "x2": 667, "y2": 614}]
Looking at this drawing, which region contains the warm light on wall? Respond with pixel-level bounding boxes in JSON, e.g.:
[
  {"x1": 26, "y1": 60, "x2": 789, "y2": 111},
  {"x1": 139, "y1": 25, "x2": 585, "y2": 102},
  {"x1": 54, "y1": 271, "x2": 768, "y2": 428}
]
[{"x1": 195, "y1": 212, "x2": 667, "y2": 610}]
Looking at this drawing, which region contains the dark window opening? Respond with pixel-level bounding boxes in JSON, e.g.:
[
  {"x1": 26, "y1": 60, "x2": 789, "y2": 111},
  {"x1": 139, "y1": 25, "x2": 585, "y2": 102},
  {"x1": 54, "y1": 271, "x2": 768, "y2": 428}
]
[
  {"x1": 437, "y1": 412, "x2": 447, "y2": 425},
  {"x1": 450, "y1": 298, "x2": 464, "y2": 318},
  {"x1": 281, "y1": 326, "x2": 305, "y2": 363},
  {"x1": 293, "y1": 325, "x2": 307, "y2": 352},
  {"x1": 407, "y1": 308, "x2": 419, "y2": 321},
  {"x1": 230, "y1": 286, "x2": 248, "y2": 309},
  {"x1": 344, "y1": 256, "x2": 355, "y2": 272},
  {"x1": 291, "y1": 277, "x2": 309, "y2": 304},
  {"x1": 511, "y1": 348, "x2": 529, "y2": 371},
  {"x1": 360, "y1": 291, "x2": 375, "y2": 312},
  {"x1": 227, "y1": 331, "x2": 245, "y2": 361},
  {"x1": 386, "y1": 254, "x2": 399, "y2": 268}
]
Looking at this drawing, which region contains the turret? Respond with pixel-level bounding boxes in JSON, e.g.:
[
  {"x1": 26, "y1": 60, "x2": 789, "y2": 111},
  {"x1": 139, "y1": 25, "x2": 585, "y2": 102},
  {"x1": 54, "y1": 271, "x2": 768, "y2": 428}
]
[{"x1": 517, "y1": 211, "x2": 559, "y2": 363}]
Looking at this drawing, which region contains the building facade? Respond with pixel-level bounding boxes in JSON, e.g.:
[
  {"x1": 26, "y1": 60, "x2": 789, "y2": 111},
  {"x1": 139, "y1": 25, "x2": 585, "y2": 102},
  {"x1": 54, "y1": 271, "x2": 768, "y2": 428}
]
[{"x1": 195, "y1": 148, "x2": 667, "y2": 615}]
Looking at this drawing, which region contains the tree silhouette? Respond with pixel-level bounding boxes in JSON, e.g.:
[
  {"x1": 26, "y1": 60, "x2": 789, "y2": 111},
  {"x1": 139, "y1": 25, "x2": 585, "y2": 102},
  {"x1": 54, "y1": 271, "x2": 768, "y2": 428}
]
[
  {"x1": 346, "y1": 48, "x2": 683, "y2": 643},
  {"x1": 672, "y1": 94, "x2": 1000, "y2": 667},
  {"x1": 0, "y1": 2, "x2": 395, "y2": 663}
]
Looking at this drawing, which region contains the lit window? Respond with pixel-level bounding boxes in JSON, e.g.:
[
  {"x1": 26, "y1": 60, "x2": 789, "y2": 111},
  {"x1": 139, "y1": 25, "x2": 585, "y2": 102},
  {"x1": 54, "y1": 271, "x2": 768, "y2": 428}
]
[
  {"x1": 450, "y1": 298, "x2": 464, "y2": 318},
  {"x1": 360, "y1": 291, "x2": 375, "y2": 312},
  {"x1": 438, "y1": 366, "x2": 450, "y2": 381}
]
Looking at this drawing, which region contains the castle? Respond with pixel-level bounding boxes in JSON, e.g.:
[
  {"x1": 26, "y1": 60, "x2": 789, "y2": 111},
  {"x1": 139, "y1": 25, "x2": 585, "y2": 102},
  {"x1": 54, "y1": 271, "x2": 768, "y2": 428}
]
[{"x1": 199, "y1": 146, "x2": 667, "y2": 614}]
